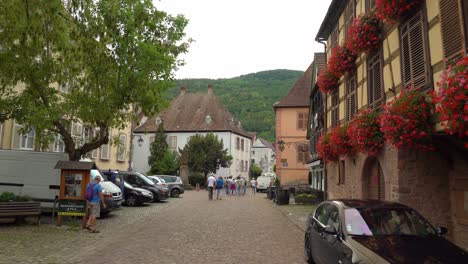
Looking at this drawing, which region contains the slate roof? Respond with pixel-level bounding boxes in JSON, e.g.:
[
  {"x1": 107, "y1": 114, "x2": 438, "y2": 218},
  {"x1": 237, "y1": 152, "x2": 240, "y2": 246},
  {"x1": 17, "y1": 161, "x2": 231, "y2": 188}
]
[
  {"x1": 259, "y1": 137, "x2": 274, "y2": 150},
  {"x1": 134, "y1": 89, "x2": 252, "y2": 139},
  {"x1": 273, "y1": 62, "x2": 314, "y2": 108}
]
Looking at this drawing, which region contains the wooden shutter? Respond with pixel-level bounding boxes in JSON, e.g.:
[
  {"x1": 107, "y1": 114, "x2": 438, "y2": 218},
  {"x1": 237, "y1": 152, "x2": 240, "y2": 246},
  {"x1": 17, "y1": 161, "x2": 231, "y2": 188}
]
[
  {"x1": 331, "y1": 25, "x2": 339, "y2": 50},
  {"x1": 367, "y1": 52, "x2": 385, "y2": 109},
  {"x1": 400, "y1": 10, "x2": 430, "y2": 90},
  {"x1": 331, "y1": 92, "x2": 339, "y2": 128},
  {"x1": 344, "y1": 0, "x2": 356, "y2": 40},
  {"x1": 346, "y1": 73, "x2": 357, "y2": 121},
  {"x1": 366, "y1": 0, "x2": 375, "y2": 11},
  {"x1": 439, "y1": 0, "x2": 466, "y2": 63}
]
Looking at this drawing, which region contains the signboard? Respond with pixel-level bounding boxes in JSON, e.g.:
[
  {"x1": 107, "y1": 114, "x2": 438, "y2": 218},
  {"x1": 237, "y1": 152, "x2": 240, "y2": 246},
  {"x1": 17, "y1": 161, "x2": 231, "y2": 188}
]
[
  {"x1": 281, "y1": 159, "x2": 287, "y2": 163},
  {"x1": 58, "y1": 199, "x2": 86, "y2": 216},
  {"x1": 282, "y1": 162, "x2": 288, "y2": 167}
]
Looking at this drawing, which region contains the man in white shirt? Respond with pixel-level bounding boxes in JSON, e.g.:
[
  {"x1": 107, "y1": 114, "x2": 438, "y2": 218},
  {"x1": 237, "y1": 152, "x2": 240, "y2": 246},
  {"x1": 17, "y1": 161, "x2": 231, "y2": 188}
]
[
  {"x1": 207, "y1": 173, "x2": 216, "y2": 200},
  {"x1": 250, "y1": 178, "x2": 257, "y2": 195}
]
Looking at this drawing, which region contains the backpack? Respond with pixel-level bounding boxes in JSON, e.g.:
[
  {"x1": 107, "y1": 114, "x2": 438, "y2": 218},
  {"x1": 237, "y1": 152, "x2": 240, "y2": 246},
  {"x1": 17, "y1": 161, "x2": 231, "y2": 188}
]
[{"x1": 86, "y1": 183, "x2": 96, "y2": 201}]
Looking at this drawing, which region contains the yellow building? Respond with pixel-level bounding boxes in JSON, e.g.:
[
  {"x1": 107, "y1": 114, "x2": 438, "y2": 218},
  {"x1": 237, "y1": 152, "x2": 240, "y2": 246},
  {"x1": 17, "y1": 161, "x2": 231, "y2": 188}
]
[{"x1": 314, "y1": 0, "x2": 468, "y2": 249}]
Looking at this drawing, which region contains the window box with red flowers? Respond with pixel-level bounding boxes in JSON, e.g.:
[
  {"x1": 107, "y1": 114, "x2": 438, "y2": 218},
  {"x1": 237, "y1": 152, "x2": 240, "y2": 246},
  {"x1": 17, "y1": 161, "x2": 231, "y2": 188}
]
[
  {"x1": 317, "y1": 133, "x2": 338, "y2": 163},
  {"x1": 379, "y1": 88, "x2": 434, "y2": 151},
  {"x1": 317, "y1": 69, "x2": 339, "y2": 94},
  {"x1": 348, "y1": 108, "x2": 385, "y2": 156},
  {"x1": 347, "y1": 12, "x2": 382, "y2": 55},
  {"x1": 433, "y1": 56, "x2": 468, "y2": 146},
  {"x1": 329, "y1": 125, "x2": 356, "y2": 158},
  {"x1": 328, "y1": 44, "x2": 357, "y2": 78},
  {"x1": 375, "y1": 0, "x2": 423, "y2": 23}
]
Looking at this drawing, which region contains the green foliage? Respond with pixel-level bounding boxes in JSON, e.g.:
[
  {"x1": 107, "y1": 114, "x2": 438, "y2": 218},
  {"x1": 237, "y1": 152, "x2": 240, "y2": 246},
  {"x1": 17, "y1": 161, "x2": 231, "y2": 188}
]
[
  {"x1": 148, "y1": 150, "x2": 179, "y2": 175},
  {"x1": 148, "y1": 124, "x2": 169, "y2": 172},
  {"x1": 249, "y1": 163, "x2": 263, "y2": 178},
  {"x1": 273, "y1": 177, "x2": 280, "y2": 187},
  {"x1": 168, "y1": 70, "x2": 303, "y2": 141},
  {"x1": 273, "y1": 164, "x2": 277, "y2": 173},
  {"x1": 0, "y1": 0, "x2": 190, "y2": 160},
  {"x1": 295, "y1": 193, "x2": 317, "y2": 199},
  {"x1": 183, "y1": 133, "x2": 232, "y2": 177},
  {"x1": 188, "y1": 172, "x2": 205, "y2": 187},
  {"x1": 0, "y1": 192, "x2": 32, "y2": 202}
]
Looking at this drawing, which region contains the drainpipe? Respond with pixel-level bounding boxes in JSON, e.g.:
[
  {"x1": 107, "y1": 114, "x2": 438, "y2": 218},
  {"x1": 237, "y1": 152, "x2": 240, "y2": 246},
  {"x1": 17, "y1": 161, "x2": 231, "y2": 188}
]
[{"x1": 318, "y1": 39, "x2": 328, "y2": 201}]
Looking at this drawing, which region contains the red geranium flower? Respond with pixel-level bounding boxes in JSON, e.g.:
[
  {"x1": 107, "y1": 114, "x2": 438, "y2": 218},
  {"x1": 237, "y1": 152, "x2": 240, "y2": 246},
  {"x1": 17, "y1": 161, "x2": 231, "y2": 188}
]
[
  {"x1": 317, "y1": 69, "x2": 339, "y2": 94},
  {"x1": 317, "y1": 133, "x2": 339, "y2": 163},
  {"x1": 329, "y1": 125, "x2": 356, "y2": 158},
  {"x1": 375, "y1": 0, "x2": 423, "y2": 23},
  {"x1": 348, "y1": 108, "x2": 385, "y2": 156},
  {"x1": 328, "y1": 44, "x2": 357, "y2": 78},
  {"x1": 347, "y1": 12, "x2": 382, "y2": 55}
]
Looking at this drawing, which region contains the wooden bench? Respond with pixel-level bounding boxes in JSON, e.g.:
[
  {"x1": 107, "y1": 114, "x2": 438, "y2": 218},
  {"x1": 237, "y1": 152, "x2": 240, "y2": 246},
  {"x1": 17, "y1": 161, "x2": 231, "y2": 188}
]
[{"x1": 0, "y1": 202, "x2": 41, "y2": 225}]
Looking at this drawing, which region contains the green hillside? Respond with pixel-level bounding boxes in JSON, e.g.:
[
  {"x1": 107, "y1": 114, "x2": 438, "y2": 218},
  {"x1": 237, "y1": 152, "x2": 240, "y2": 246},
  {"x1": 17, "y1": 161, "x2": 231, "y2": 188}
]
[{"x1": 167, "y1": 69, "x2": 304, "y2": 142}]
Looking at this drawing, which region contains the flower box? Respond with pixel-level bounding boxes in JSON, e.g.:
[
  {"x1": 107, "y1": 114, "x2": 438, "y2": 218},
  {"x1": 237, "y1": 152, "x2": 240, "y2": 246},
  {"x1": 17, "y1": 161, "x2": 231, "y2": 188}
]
[
  {"x1": 317, "y1": 69, "x2": 339, "y2": 94},
  {"x1": 375, "y1": 0, "x2": 423, "y2": 23},
  {"x1": 328, "y1": 45, "x2": 357, "y2": 78},
  {"x1": 348, "y1": 108, "x2": 385, "y2": 156},
  {"x1": 347, "y1": 12, "x2": 382, "y2": 55}
]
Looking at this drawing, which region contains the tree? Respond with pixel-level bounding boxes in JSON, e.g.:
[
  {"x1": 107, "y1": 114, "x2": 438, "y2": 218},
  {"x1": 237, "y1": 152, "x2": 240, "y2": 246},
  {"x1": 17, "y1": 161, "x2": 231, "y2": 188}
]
[
  {"x1": 148, "y1": 150, "x2": 179, "y2": 175},
  {"x1": 249, "y1": 163, "x2": 262, "y2": 178},
  {"x1": 148, "y1": 124, "x2": 169, "y2": 174},
  {"x1": 0, "y1": 0, "x2": 190, "y2": 160},
  {"x1": 182, "y1": 133, "x2": 232, "y2": 178}
]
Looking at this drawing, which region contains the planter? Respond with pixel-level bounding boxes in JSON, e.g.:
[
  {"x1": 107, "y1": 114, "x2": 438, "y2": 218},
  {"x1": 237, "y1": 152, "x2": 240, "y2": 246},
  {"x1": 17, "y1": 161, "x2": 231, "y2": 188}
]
[
  {"x1": 294, "y1": 196, "x2": 321, "y2": 205},
  {"x1": 276, "y1": 189, "x2": 290, "y2": 205}
]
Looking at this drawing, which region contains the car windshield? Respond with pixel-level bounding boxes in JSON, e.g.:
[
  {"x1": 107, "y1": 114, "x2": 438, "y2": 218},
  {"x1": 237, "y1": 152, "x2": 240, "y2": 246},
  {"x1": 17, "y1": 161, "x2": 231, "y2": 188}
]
[
  {"x1": 161, "y1": 176, "x2": 176, "y2": 183},
  {"x1": 124, "y1": 182, "x2": 134, "y2": 189},
  {"x1": 344, "y1": 207, "x2": 437, "y2": 237},
  {"x1": 135, "y1": 172, "x2": 156, "y2": 185}
]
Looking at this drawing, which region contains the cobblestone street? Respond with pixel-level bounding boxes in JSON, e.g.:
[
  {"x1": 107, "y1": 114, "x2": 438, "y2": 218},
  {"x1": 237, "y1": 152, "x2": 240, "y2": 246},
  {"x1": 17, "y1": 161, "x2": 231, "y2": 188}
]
[{"x1": 0, "y1": 191, "x2": 306, "y2": 264}]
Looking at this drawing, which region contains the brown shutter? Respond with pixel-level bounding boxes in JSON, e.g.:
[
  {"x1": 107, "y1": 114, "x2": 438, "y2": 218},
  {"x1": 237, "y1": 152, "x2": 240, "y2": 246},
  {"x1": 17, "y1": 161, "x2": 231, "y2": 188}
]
[
  {"x1": 439, "y1": 0, "x2": 466, "y2": 63},
  {"x1": 400, "y1": 10, "x2": 430, "y2": 90},
  {"x1": 367, "y1": 52, "x2": 384, "y2": 109},
  {"x1": 346, "y1": 73, "x2": 357, "y2": 121},
  {"x1": 344, "y1": 0, "x2": 356, "y2": 40},
  {"x1": 331, "y1": 92, "x2": 339, "y2": 128},
  {"x1": 366, "y1": 0, "x2": 375, "y2": 11}
]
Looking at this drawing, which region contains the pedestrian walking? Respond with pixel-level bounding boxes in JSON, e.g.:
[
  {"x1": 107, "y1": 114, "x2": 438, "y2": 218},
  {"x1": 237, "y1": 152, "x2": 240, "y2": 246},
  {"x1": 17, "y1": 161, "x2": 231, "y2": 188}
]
[
  {"x1": 242, "y1": 177, "x2": 247, "y2": 195},
  {"x1": 216, "y1": 176, "x2": 224, "y2": 200},
  {"x1": 224, "y1": 176, "x2": 231, "y2": 195},
  {"x1": 85, "y1": 175, "x2": 106, "y2": 233},
  {"x1": 250, "y1": 178, "x2": 257, "y2": 195},
  {"x1": 235, "y1": 176, "x2": 242, "y2": 197},
  {"x1": 230, "y1": 176, "x2": 236, "y2": 195},
  {"x1": 207, "y1": 173, "x2": 216, "y2": 200}
]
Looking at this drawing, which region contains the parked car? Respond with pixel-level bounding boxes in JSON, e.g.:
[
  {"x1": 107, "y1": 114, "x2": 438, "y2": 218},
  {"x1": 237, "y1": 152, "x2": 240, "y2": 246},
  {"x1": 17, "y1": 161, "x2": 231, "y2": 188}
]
[
  {"x1": 154, "y1": 175, "x2": 185, "y2": 198},
  {"x1": 304, "y1": 199, "x2": 468, "y2": 264},
  {"x1": 256, "y1": 174, "x2": 275, "y2": 192},
  {"x1": 147, "y1": 176, "x2": 167, "y2": 187},
  {"x1": 117, "y1": 171, "x2": 168, "y2": 202},
  {"x1": 122, "y1": 182, "x2": 153, "y2": 206},
  {"x1": 90, "y1": 169, "x2": 123, "y2": 215}
]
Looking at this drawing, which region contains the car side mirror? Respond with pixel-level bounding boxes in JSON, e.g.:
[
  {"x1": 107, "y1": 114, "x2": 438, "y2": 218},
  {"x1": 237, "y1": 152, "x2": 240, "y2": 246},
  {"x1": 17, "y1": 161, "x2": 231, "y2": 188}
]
[
  {"x1": 437, "y1": 226, "x2": 448, "y2": 235},
  {"x1": 324, "y1": 225, "x2": 338, "y2": 235}
]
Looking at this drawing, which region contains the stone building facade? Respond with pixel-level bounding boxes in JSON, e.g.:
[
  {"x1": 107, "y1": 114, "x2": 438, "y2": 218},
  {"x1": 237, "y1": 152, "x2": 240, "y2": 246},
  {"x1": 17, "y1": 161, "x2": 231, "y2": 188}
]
[{"x1": 314, "y1": 0, "x2": 468, "y2": 249}]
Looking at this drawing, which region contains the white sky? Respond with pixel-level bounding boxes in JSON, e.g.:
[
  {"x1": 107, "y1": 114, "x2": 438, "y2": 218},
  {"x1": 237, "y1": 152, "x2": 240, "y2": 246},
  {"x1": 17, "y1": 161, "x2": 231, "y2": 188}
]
[{"x1": 155, "y1": 0, "x2": 332, "y2": 79}]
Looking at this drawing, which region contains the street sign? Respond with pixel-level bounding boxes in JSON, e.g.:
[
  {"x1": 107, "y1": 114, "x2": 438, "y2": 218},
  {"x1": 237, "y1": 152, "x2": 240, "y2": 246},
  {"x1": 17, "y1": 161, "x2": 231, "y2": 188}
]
[{"x1": 58, "y1": 199, "x2": 86, "y2": 216}]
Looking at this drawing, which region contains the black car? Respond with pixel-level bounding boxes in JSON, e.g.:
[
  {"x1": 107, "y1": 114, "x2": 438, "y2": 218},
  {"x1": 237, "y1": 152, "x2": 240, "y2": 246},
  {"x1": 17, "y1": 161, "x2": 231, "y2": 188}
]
[
  {"x1": 118, "y1": 171, "x2": 169, "y2": 202},
  {"x1": 122, "y1": 182, "x2": 153, "y2": 206},
  {"x1": 304, "y1": 199, "x2": 468, "y2": 264}
]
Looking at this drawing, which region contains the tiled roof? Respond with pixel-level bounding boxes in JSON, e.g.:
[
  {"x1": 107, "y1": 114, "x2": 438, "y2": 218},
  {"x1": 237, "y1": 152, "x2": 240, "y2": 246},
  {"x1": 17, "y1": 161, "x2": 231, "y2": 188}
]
[
  {"x1": 134, "y1": 89, "x2": 252, "y2": 139},
  {"x1": 273, "y1": 62, "x2": 314, "y2": 108}
]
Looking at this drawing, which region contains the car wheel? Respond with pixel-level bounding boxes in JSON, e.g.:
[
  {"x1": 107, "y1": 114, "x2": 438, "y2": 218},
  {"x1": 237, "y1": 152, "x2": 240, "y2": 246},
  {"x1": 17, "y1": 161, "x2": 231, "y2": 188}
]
[
  {"x1": 304, "y1": 228, "x2": 315, "y2": 264},
  {"x1": 171, "y1": 188, "x2": 180, "y2": 198},
  {"x1": 126, "y1": 194, "x2": 138, "y2": 206}
]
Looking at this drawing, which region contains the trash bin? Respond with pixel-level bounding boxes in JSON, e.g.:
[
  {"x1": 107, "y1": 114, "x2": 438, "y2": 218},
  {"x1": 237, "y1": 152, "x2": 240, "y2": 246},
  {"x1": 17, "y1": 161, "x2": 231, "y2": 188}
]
[
  {"x1": 269, "y1": 186, "x2": 277, "y2": 200},
  {"x1": 276, "y1": 189, "x2": 290, "y2": 205}
]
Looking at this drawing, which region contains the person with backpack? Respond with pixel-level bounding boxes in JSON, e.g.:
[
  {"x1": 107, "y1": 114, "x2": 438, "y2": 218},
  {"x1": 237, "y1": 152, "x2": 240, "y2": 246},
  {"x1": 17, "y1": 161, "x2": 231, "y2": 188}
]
[
  {"x1": 216, "y1": 176, "x2": 224, "y2": 200},
  {"x1": 86, "y1": 175, "x2": 106, "y2": 233}
]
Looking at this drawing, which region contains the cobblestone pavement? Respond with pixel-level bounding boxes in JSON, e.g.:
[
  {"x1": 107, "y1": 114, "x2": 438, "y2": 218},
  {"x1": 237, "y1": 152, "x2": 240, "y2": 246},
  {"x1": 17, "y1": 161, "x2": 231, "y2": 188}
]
[
  {"x1": 275, "y1": 203, "x2": 317, "y2": 232},
  {"x1": 1, "y1": 191, "x2": 306, "y2": 264}
]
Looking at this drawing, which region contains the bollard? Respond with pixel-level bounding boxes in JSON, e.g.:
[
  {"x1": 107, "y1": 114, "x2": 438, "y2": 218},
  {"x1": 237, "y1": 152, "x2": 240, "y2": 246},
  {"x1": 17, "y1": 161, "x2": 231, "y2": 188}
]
[{"x1": 196, "y1": 183, "x2": 200, "y2": 191}]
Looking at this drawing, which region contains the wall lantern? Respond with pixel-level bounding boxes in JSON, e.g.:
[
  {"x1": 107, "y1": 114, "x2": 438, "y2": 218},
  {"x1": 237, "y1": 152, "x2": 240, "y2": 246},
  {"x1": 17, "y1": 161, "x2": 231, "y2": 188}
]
[
  {"x1": 137, "y1": 136, "x2": 144, "y2": 147},
  {"x1": 277, "y1": 140, "x2": 285, "y2": 152}
]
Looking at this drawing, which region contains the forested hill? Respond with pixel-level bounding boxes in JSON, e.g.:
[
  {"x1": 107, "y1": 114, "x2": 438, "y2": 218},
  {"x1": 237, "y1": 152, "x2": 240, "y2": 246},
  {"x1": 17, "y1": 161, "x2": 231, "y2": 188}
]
[{"x1": 167, "y1": 69, "x2": 304, "y2": 142}]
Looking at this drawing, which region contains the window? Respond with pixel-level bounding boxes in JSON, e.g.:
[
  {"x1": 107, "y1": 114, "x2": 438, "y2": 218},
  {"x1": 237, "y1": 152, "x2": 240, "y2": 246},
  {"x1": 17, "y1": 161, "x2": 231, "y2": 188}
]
[
  {"x1": 339, "y1": 160, "x2": 345, "y2": 184},
  {"x1": 344, "y1": 0, "x2": 356, "y2": 40},
  {"x1": 168, "y1": 136, "x2": 177, "y2": 152},
  {"x1": 71, "y1": 122, "x2": 83, "y2": 146},
  {"x1": 91, "y1": 128, "x2": 99, "y2": 159},
  {"x1": 12, "y1": 121, "x2": 35, "y2": 150},
  {"x1": 252, "y1": 150, "x2": 255, "y2": 155},
  {"x1": 297, "y1": 112, "x2": 308, "y2": 130},
  {"x1": 297, "y1": 144, "x2": 307, "y2": 164},
  {"x1": 100, "y1": 132, "x2": 111, "y2": 160},
  {"x1": 330, "y1": 25, "x2": 339, "y2": 50},
  {"x1": 117, "y1": 134, "x2": 127, "y2": 161},
  {"x1": 439, "y1": 0, "x2": 466, "y2": 63},
  {"x1": 241, "y1": 139, "x2": 245, "y2": 151},
  {"x1": 245, "y1": 161, "x2": 248, "y2": 172},
  {"x1": 367, "y1": 51, "x2": 385, "y2": 109},
  {"x1": 82, "y1": 126, "x2": 91, "y2": 146},
  {"x1": 236, "y1": 137, "x2": 240, "y2": 150},
  {"x1": 346, "y1": 72, "x2": 357, "y2": 121},
  {"x1": 53, "y1": 134, "x2": 65, "y2": 153},
  {"x1": 366, "y1": 0, "x2": 375, "y2": 11},
  {"x1": 400, "y1": 8, "x2": 431, "y2": 90},
  {"x1": 314, "y1": 204, "x2": 331, "y2": 225},
  {"x1": 251, "y1": 159, "x2": 255, "y2": 164},
  {"x1": 236, "y1": 159, "x2": 239, "y2": 171},
  {"x1": 331, "y1": 91, "x2": 339, "y2": 128}
]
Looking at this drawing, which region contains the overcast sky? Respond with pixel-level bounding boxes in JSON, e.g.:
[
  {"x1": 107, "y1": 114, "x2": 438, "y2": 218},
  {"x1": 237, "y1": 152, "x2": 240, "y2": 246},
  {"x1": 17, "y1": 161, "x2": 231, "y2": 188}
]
[{"x1": 156, "y1": 0, "x2": 332, "y2": 79}]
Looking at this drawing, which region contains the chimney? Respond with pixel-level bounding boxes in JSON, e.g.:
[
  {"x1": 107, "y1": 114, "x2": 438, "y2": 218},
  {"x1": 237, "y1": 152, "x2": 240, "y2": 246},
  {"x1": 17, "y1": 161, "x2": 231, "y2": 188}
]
[
  {"x1": 180, "y1": 86, "x2": 186, "y2": 95},
  {"x1": 207, "y1": 84, "x2": 213, "y2": 94}
]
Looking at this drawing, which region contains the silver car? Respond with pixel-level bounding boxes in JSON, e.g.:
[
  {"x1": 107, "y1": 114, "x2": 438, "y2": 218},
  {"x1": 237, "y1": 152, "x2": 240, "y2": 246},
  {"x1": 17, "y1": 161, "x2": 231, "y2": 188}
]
[{"x1": 151, "y1": 175, "x2": 184, "y2": 198}]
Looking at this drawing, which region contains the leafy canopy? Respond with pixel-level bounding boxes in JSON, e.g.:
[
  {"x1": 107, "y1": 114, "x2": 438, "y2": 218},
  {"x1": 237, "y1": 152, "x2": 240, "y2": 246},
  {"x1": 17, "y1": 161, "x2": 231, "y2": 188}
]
[
  {"x1": 0, "y1": 0, "x2": 190, "y2": 160},
  {"x1": 182, "y1": 133, "x2": 232, "y2": 177},
  {"x1": 147, "y1": 124, "x2": 179, "y2": 175}
]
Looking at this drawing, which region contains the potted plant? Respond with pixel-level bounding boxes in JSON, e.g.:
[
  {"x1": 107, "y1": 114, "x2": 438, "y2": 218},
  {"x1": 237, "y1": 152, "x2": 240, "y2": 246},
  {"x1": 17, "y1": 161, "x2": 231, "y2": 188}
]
[
  {"x1": 317, "y1": 133, "x2": 339, "y2": 163},
  {"x1": 294, "y1": 193, "x2": 319, "y2": 205},
  {"x1": 317, "y1": 68, "x2": 339, "y2": 94},
  {"x1": 433, "y1": 55, "x2": 468, "y2": 148},
  {"x1": 329, "y1": 124, "x2": 356, "y2": 158},
  {"x1": 327, "y1": 44, "x2": 357, "y2": 78},
  {"x1": 347, "y1": 12, "x2": 382, "y2": 55},
  {"x1": 380, "y1": 88, "x2": 434, "y2": 151},
  {"x1": 348, "y1": 108, "x2": 385, "y2": 156},
  {"x1": 375, "y1": 0, "x2": 423, "y2": 23}
]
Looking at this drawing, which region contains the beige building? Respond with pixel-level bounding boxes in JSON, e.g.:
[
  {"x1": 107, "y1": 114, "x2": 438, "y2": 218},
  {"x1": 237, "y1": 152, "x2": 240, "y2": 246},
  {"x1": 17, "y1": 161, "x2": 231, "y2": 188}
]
[{"x1": 314, "y1": 0, "x2": 468, "y2": 249}]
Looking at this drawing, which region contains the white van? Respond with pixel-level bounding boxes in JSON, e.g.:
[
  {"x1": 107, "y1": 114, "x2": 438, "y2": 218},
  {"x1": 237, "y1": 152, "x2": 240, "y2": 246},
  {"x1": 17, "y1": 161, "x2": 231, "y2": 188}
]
[{"x1": 256, "y1": 173, "x2": 276, "y2": 192}]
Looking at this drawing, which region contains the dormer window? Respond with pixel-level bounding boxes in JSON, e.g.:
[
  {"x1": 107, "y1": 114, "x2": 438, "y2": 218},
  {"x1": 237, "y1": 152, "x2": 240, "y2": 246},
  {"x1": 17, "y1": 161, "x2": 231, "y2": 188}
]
[
  {"x1": 155, "y1": 116, "x2": 162, "y2": 126},
  {"x1": 205, "y1": 115, "x2": 212, "y2": 124}
]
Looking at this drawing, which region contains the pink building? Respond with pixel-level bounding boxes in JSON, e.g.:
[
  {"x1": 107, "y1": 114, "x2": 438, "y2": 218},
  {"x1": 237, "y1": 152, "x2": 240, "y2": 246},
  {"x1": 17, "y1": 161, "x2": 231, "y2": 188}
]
[{"x1": 273, "y1": 63, "x2": 313, "y2": 186}]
